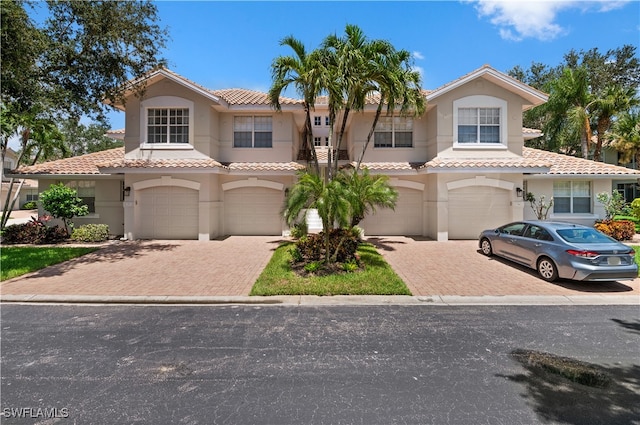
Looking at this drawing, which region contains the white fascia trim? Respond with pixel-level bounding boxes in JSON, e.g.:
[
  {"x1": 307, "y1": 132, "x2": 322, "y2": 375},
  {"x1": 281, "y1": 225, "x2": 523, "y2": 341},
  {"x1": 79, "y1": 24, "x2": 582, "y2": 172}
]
[
  {"x1": 100, "y1": 167, "x2": 226, "y2": 175},
  {"x1": 427, "y1": 67, "x2": 548, "y2": 104},
  {"x1": 525, "y1": 174, "x2": 640, "y2": 179},
  {"x1": 227, "y1": 170, "x2": 300, "y2": 176},
  {"x1": 427, "y1": 167, "x2": 550, "y2": 174},
  {"x1": 9, "y1": 174, "x2": 118, "y2": 179},
  {"x1": 149, "y1": 69, "x2": 224, "y2": 106}
]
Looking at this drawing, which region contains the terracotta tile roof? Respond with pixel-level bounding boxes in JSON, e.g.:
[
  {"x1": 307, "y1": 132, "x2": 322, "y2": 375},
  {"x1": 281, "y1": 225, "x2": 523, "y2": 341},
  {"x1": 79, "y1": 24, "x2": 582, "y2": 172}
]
[
  {"x1": 353, "y1": 162, "x2": 423, "y2": 171},
  {"x1": 522, "y1": 147, "x2": 640, "y2": 175},
  {"x1": 98, "y1": 157, "x2": 224, "y2": 170},
  {"x1": 226, "y1": 162, "x2": 305, "y2": 172},
  {"x1": 12, "y1": 148, "x2": 125, "y2": 175},
  {"x1": 106, "y1": 128, "x2": 125, "y2": 135},
  {"x1": 522, "y1": 127, "x2": 542, "y2": 135},
  {"x1": 424, "y1": 155, "x2": 551, "y2": 170},
  {"x1": 211, "y1": 88, "x2": 300, "y2": 106}
]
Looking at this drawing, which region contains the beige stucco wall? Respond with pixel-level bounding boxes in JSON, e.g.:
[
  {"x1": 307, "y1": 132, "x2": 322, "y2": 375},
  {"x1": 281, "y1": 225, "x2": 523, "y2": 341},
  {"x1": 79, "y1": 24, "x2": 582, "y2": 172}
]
[
  {"x1": 123, "y1": 78, "x2": 217, "y2": 160},
  {"x1": 217, "y1": 112, "x2": 297, "y2": 163},
  {"x1": 38, "y1": 178, "x2": 124, "y2": 236},
  {"x1": 524, "y1": 177, "x2": 613, "y2": 225},
  {"x1": 427, "y1": 77, "x2": 526, "y2": 159},
  {"x1": 348, "y1": 110, "x2": 429, "y2": 164}
]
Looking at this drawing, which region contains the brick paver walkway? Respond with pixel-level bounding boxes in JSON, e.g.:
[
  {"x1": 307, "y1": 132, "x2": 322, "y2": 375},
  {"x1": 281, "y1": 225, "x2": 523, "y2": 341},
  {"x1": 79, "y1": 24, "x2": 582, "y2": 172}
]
[
  {"x1": 2, "y1": 236, "x2": 639, "y2": 298},
  {"x1": 368, "y1": 237, "x2": 640, "y2": 297}
]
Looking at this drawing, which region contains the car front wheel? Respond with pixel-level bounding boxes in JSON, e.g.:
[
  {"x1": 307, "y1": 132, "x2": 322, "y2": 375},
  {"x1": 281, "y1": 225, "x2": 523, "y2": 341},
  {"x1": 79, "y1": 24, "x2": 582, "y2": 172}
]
[
  {"x1": 480, "y1": 238, "x2": 493, "y2": 256},
  {"x1": 537, "y1": 257, "x2": 558, "y2": 282}
]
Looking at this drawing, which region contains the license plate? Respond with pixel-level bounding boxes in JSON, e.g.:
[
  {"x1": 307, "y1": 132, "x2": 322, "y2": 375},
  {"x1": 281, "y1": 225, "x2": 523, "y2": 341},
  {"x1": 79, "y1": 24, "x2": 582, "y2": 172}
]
[{"x1": 608, "y1": 257, "x2": 621, "y2": 266}]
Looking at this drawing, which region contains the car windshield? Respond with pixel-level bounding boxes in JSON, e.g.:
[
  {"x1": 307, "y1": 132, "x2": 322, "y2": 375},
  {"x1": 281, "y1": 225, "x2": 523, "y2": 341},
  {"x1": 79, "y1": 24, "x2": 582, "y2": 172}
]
[{"x1": 556, "y1": 228, "x2": 616, "y2": 244}]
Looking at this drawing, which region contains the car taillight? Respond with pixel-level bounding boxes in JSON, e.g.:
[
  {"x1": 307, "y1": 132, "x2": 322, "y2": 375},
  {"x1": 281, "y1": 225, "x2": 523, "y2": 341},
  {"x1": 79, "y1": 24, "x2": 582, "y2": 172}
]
[{"x1": 566, "y1": 250, "x2": 600, "y2": 259}]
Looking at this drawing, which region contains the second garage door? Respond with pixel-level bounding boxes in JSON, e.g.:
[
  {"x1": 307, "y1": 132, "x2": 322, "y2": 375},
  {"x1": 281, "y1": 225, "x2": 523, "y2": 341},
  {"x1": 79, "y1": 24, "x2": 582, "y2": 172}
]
[
  {"x1": 448, "y1": 186, "x2": 511, "y2": 239},
  {"x1": 138, "y1": 186, "x2": 199, "y2": 239},
  {"x1": 224, "y1": 187, "x2": 283, "y2": 235},
  {"x1": 360, "y1": 187, "x2": 423, "y2": 236}
]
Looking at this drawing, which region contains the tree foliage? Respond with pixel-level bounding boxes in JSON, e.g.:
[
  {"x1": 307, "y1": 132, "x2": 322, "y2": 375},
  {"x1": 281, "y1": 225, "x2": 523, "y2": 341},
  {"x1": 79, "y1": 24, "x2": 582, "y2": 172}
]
[
  {"x1": 39, "y1": 183, "x2": 89, "y2": 235},
  {"x1": 508, "y1": 45, "x2": 640, "y2": 159}
]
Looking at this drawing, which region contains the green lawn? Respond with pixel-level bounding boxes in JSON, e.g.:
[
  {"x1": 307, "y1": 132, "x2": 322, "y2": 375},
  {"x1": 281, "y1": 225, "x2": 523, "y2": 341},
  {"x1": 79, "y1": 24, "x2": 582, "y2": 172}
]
[
  {"x1": 632, "y1": 246, "x2": 640, "y2": 273},
  {"x1": 1, "y1": 247, "x2": 98, "y2": 281},
  {"x1": 250, "y1": 242, "x2": 411, "y2": 296}
]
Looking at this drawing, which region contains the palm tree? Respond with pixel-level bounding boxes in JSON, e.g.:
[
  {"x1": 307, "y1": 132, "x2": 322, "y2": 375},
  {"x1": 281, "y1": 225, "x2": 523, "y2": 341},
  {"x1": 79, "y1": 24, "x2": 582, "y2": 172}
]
[
  {"x1": 284, "y1": 171, "x2": 351, "y2": 263},
  {"x1": 0, "y1": 107, "x2": 66, "y2": 228},
  {"x1": 269, "y1": 36, "x2": 322, "y2": 174},
  {"x1": 355, "y1": 48, "x2": 425, "y2": 171},
  {"x1": 592, "y1": 85, "x2": 639, "y2": 161},
  {"x1": 338, "y1": 169, "x2": 398, "y2": 227},
  {"x1": 608, "y1": 111, "x2": 640, "y2": 166},
  {"x1": 544, "y1": 66, "x2": 593, "y2": 158}
]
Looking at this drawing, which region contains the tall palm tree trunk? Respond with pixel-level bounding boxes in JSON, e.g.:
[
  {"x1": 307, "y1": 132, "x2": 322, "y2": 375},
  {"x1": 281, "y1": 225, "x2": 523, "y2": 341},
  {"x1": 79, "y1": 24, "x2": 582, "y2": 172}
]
[{"x1": 356, "y1": 101, "x2": 384, "y2": 172}]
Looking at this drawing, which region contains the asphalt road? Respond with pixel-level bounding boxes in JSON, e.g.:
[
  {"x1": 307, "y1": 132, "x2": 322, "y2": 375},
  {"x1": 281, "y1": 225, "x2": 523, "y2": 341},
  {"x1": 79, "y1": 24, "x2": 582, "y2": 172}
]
[{"x1": 1, "y1": 304, "x2": 638, "y2": 425}]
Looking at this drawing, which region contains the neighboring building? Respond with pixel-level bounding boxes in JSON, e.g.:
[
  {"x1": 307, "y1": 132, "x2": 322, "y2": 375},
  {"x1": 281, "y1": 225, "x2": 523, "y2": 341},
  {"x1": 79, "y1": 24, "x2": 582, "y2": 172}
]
[
  {"x1": 10, "y1": 66, "x2": 640, "y2": 240},
  {"x1": 1, "y1": 148, "x2": 38, "y2": 210}
]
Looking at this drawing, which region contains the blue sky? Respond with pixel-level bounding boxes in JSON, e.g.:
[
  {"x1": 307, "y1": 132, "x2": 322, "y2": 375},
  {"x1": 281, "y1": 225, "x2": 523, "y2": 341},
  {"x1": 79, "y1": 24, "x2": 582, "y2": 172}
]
[{"x1": 105, "y1": 1, "x2": 638, "y2": 129}]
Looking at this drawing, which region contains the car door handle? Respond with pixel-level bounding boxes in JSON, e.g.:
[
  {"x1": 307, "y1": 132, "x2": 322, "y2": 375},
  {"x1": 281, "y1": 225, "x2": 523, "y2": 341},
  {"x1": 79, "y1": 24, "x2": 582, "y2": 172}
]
[{"x1": 534, "y1": 243, "x2": 542, "y2": 247}]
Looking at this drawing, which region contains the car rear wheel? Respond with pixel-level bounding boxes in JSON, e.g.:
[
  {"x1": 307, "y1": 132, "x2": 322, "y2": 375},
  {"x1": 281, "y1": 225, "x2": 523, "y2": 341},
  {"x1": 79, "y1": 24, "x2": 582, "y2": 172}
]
[
  {"x1": 537, "y1": 257, "x2": 558, "y2": 282},
  {"x1": 480, "y1": 238, "x2": 493, "y2": 256}
]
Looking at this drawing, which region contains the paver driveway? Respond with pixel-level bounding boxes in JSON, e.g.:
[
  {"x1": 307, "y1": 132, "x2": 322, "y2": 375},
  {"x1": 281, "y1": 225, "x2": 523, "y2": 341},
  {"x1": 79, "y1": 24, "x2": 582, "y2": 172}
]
[
  {"x1": 1, "y1": 237, "x2": 283, "y2": 297},
  {"x1": 369, "y1": 236, "x2": 640, "y2": 297},
  {"x1": 2, "y1": 236, "x2": 639, "y2": 298}
]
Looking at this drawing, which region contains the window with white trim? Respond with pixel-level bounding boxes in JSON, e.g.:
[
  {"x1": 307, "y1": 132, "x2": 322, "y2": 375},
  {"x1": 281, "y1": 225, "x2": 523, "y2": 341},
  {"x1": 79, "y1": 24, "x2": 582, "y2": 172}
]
[
  {"x1": 553, "y1": 181, "x2": 591, "y2": 214},
  {"x1": 147, "y1": 108, "x2": 189, "y2": 143},
  {"x1": 374, "y1": 116, "x2": 413, "y2": 148},
  {"x1": 458, "y1": 107, "x2": 500, "y2": 143},
  {"x1": 314, "y1": 116, "x2": 321, "y2": 126},
  {"x1": 140, "y1": 96, "x2": 194, "y2": 147},
  {"x1": 453, "y1": 95, "x2": 507, "y2": 147},
  {"x1": 65, "y1": 181, "x2": 96, "y2": 213},
  {"x1": 234, "y1": 116, "x2": 273, "y2": 148}
]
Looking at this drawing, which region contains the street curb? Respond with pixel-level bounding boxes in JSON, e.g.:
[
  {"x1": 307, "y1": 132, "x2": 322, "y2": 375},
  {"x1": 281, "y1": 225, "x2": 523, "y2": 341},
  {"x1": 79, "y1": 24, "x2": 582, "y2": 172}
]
[{"x1": 1, "y1": 294, "x2": 638, "y2": 306}]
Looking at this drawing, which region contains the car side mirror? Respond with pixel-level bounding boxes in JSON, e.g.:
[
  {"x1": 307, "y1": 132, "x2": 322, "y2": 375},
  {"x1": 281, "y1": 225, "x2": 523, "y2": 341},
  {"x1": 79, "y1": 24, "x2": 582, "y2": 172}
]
[{"x1": 494, "y1": 229, "x2": 500, "y2": 234}]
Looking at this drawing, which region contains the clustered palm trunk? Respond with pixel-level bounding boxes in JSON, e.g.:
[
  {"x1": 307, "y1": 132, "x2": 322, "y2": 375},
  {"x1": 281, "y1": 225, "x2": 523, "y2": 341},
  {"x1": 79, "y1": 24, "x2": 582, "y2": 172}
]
[{"x1": 269, "y1": 25, "x2": 425, "y2": 265}]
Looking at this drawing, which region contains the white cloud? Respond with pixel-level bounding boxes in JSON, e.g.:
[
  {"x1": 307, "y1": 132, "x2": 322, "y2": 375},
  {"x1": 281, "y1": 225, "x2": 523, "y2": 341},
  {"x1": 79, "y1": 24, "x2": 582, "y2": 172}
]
[
  {"x1": 413, "y1": 51, "x2": 425, "y2": 60},
  {"x1": 469, "y1": 0, "x2": 631, "y2": 41}
]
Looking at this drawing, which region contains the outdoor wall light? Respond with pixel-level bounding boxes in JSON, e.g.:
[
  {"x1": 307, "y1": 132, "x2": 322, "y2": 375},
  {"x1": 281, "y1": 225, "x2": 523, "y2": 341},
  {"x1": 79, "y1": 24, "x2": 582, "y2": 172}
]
[
  {"x1": 516, "y1": 187, "x2": 523, "y2": 197},
  {"x1": 123, "y1": 186, "x2": 131, "y2": 197}
]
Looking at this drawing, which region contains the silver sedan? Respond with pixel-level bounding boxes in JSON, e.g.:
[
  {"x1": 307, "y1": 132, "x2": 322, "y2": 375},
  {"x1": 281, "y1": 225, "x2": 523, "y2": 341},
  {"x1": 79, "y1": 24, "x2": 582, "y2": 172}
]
[{"x1": 478, "y1": 221, "x2": 638, "y2": 282}]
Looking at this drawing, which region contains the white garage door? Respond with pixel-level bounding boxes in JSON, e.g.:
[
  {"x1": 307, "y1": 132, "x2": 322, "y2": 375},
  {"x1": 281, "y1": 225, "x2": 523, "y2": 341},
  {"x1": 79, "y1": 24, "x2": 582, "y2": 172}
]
[
  {"x1": 138, "y1": 186, "x2": 199, "y2": 239},
  {"x1": 224, "y1": 187, "x2": 283, "y2": 235},
  {"x1": 360, "y1": 187, "x2": 423, "y2": 235},
  {"x1": 448, "y1": 187, "x2": 511, "y2": 239}
]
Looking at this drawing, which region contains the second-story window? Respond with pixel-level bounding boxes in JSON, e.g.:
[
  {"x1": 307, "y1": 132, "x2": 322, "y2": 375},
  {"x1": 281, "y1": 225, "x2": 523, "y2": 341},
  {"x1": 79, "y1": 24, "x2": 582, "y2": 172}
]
[
  {"x1": 314, "y1": 116, "x2": 321, "y2": 126},
  {"x1": 234, "y1": 116, "x2": 272, "y2": 148},
  {"x1": 147, "y1": 108, "x2": 189, "y2": 143},
  {"x1": 458, "y1": 107, "x2": 500, "y2": 144},
  {"x1": 374, "y1": 117, "x2": 413, "y2": 148}
]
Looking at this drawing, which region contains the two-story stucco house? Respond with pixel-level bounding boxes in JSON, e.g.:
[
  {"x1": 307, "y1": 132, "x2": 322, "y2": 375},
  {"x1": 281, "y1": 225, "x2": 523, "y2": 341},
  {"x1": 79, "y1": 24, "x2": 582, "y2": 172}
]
[{"x1": 12, "y1": 65, "x2": 640, "y2": 240}]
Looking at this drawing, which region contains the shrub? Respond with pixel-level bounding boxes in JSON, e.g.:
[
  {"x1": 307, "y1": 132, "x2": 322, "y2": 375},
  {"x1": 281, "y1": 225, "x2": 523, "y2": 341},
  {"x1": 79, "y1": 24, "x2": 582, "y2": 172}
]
[
  {"x1": 290, "y1": 221, "x2": 308, "y2": 239},
  {"x1": 596, "y1": 191, "x2": 630, "y2": 220},
  {"x1": 71, "y1": 224, "x2": 109, "y2": 242},
  {"x1": 1, "y1": 216, "x2": 68, "y2": 244},
  {"x1": 295, "y1": 228, "x2": 360, "y2": 263},
  {"x1": 39, "y1": 183, "x2": 89, "y2": 235},
  {"x1": 631, "y1": 198, "x2": 640, "y2": 220},
  {"x1": 594, "y1": 219, "x2": 636, "y2": 241},
  {"x1": 21, "y1": 201, "x2": 38, "y2": 210},
  {"x1": 304, "y1": 261, "x2": 322, "y2": 273}
]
